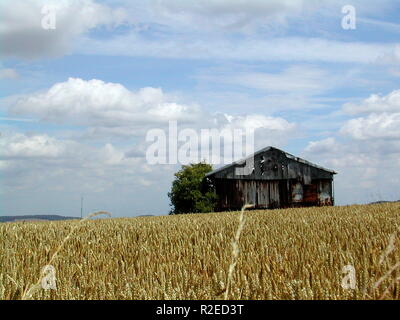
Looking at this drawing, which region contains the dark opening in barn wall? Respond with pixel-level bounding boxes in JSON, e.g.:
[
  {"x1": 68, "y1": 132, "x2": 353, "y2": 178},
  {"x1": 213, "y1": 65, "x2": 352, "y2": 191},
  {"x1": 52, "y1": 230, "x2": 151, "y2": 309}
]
[{"x1": 205, "y1": 147, "x2": 337, "y2": 211}]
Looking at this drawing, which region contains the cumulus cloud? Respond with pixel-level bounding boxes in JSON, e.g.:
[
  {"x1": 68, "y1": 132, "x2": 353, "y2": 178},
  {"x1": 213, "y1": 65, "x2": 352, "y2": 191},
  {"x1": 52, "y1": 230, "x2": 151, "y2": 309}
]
[
  {"x1": 10, "y1": 78, "x2": 204, "y2": 128},
  {"x1": 0, "y1": 0, "x2": 128, "y2": 59},
  {"x1": 225, "y1": 114, "x2": 294, "y2": 132},
  {"x1": 303, "y1": 135, "x2": 400, "y2": 204},
  {"x1": 2, "y1": 77, "x2": 297, "y2": 202},
  {"x1": 343, "y1": 90, "x2": 400, "y2": 115},
  {"x1": 9, "y1": 78, "x2": 296, "y2": 143},
  {"x1": 0, "y1": 121, "x2": 294, "y2": 212},
  {"x1": 0, "y1": 131, "x2": 142, "y2": 165},
  {"x1": 341, "y1": 113, "x2": 400, "y2": 140},
  {"x1": 0, "y1": 133, "x2": 67, "y2": 159},
  {"x1": 341, "y1": 90, "x2": 400, "y2": 140},
  {"x1": 7, "y1": 77, "x2": 297, "y2": 170},
  {"x1": 304, "y1": 137, "x2": 340, "y2": 154},
  {"x1": 217, "y1": 113, "x2": 296, "y2": 155},
  {"x1": 303, "y1": 88, "x2": 400, "y2": 205},
  {"x1": 0, "y1": 131, "x2": 151, "y2": 193}
]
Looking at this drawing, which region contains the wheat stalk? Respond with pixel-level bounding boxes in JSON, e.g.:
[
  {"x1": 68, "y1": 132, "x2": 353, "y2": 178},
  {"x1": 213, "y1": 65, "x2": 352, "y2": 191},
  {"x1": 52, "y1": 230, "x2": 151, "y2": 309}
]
[{"x1": 224, "y1": 204, "x2": 253, "y2": 300}]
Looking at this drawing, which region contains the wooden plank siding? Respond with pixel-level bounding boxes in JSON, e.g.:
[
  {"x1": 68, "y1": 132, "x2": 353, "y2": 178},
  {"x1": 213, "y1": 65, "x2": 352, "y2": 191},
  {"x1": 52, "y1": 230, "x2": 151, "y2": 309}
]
[{"x1": 214, "y1": 178, "x2": 334, "y2": 211}]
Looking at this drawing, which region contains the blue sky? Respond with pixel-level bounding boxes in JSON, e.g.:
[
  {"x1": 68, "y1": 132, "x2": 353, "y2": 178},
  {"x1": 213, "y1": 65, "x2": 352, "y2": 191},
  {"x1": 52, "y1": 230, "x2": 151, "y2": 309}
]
[{"x1": 1, "y1": 0, "x2": 400, "y2": 217}]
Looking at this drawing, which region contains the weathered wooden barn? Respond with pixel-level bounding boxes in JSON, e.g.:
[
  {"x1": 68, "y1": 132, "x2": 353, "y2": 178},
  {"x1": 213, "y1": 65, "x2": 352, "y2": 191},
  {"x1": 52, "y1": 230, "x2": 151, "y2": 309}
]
[{"x1": 205, "y1": 147, "x2": 337, "y2": 211}]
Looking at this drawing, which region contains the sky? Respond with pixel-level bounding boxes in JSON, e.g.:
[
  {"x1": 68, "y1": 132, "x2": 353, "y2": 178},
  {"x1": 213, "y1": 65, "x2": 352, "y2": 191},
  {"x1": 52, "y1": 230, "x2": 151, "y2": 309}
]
[{"x1": 1, "y1": 0, "x2": 400, "y2": 217}]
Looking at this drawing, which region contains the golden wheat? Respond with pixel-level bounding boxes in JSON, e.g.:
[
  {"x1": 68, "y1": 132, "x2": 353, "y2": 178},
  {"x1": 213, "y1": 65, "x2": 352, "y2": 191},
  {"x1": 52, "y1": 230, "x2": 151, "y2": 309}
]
[{"x1": 1, "y1": 203, "x2": 399, "y2": 300}]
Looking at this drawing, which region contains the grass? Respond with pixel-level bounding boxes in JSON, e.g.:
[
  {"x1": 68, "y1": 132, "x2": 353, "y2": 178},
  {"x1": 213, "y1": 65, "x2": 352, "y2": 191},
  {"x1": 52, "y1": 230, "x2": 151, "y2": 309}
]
[{"x1": 1, "y1": 203, "x2": 399, "y2": 300}]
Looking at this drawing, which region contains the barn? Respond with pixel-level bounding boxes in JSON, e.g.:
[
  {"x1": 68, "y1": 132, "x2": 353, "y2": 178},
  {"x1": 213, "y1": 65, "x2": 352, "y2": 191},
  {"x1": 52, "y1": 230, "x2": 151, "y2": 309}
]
[{"x1": 205, "y1": 147, "x2": 337, "y2": 211}]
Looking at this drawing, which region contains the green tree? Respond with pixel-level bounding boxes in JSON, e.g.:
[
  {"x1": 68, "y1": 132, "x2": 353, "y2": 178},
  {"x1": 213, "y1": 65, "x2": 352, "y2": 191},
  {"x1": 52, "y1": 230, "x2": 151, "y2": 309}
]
[{"x1": 168, "y1": 162, "x2": 217, "y2": 214}]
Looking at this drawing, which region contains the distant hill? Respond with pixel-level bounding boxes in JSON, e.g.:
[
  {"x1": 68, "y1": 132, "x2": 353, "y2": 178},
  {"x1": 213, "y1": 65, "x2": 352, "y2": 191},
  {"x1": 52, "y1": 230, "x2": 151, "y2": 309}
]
[
  {"x1": 369, "y1": 200, "x2": 400, "y2": 205},
  {"x1": 0, "y1": 215, "x2": 80, "y2": 223}
]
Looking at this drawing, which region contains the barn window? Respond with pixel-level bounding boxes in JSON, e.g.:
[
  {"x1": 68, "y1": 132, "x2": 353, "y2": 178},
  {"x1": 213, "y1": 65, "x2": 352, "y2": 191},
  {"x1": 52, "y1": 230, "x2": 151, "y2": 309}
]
[{"x1": 260, "y1": 156, "x2": 265, "y2": 175}]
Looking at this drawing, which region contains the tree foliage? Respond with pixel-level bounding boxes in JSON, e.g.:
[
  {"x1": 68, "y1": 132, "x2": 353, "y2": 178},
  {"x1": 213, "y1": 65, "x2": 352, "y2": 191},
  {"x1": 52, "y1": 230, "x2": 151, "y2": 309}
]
[{"x1": 168, "y1": 162, "x2": 217, "y2": 214}]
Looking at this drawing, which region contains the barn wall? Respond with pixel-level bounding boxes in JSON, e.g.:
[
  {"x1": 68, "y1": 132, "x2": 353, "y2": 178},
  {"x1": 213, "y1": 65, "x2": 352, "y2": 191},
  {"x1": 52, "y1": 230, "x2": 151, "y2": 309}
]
[{"x1": 214, "y1": 178, "x2": 333, "y2": 211}]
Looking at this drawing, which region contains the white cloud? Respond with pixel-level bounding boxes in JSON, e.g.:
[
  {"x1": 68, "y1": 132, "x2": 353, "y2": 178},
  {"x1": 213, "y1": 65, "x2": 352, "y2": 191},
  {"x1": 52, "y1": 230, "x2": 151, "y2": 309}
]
[
  {"x1": 0, "y1": 68, "x2": 18, "y2": 79},
  {"x1": 70, "y1": 0, "x2": 399, "y2": 64},
  {"x1": 150, "y1": 0, "x2": 396, "y2": 33},
  {"x1": 0, "y1": 0, "x2": 128, "y2": 59},
  {"x1": 303, "y1": 88, "x2": 400, "y2": 205},
  {"x1": 3, "y1": 77, "x2": 298, "y2": 200},
  {"x1": 303, "y1": 135, "x2": 400, "y2": 205},
  {"x1": 9, "y1": 78, "x2": 297, "y2": 143},
  {"x1": 304, "y1": 137, "x2": 339, "y2": 154},
  {"x1": 2, "y1": 0, "x2": 398, "y2": 64},
  {"x1": 79, "y1": 34, "x2": 397, "y2": 64},
  {"x1": 199, "y1": 65, "x2": 330, "y2": 94},
  {"x1": 150, "y1": 0, "x2": 305, "y2": 32},
  {"x1": 0, "y1": 132, "x2": 139, "y2": 165},
  {"x1": 10, "y1": 78, "x2": 204, "y2": 128},
  {"x1": 341, "y1": 113, "x2": 400, "y2": 140},
  {"x1": 223, "y1": 113, "x2": 295, "y2": 132},
  {"x1": 343, "y1": 90, "x2": 400, "y2": 115},
  {"x1": 219, "y1": 113, "x2": 296, "y2": 152},
  {"x1": 341, "y1": 90, "x2": 400, "y2": 140},
  {"x1": 0, "y1": 133, "x2": 66, "y2": 159},
  {"x1": 0, "y1": 131, "x2": 151, "y2": 193},
  {"x1": 0, "y1": 131, "x2": 137, "y2": 162}
]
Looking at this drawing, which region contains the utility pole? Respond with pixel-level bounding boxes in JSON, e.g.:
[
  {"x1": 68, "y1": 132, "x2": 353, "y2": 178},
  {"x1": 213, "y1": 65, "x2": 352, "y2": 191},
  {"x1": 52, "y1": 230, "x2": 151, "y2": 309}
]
[{"x1": 80, "y1": 195, "x2": 83, "y2": 219}]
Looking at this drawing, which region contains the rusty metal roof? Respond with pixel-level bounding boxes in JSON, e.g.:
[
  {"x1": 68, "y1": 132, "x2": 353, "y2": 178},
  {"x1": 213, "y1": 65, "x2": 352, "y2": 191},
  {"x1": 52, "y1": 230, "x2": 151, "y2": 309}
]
[{"x1": 206, "y1": 146, "x2": 337, "y2": 177}]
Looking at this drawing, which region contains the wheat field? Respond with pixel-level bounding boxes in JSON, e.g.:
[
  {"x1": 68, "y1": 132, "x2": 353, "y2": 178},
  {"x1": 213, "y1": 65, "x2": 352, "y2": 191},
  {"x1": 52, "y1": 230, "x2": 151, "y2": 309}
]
[{"x1": 1, "y1": 203, "x2": 399, "y2": 300}]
